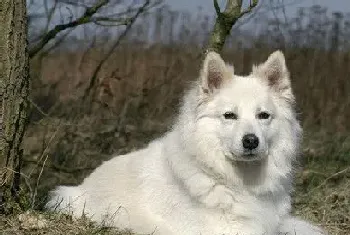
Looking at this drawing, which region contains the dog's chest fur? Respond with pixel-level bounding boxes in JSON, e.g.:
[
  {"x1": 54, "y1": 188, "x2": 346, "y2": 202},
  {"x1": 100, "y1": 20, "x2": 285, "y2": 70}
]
[{"x1": 141, "y1": 135, "x2": 291, "y2": 235}]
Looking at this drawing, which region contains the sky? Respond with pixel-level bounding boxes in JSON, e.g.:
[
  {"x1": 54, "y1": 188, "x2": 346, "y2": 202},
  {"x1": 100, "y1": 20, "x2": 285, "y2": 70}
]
[
  {"x1": 166, "y1": 0, "x2": 350, "y2": 14},
  {"x1": 163, "y1": 0, "x2": 350, "y2": 34},
  {"x1": 27, "y1": 0, "x2": 350, "y2": 47}
]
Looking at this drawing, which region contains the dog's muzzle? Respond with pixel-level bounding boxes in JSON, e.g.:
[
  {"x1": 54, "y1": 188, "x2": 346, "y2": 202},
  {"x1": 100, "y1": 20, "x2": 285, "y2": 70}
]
[{"x1": 242, "y1": 133, "x2": 259, "y2": 151}]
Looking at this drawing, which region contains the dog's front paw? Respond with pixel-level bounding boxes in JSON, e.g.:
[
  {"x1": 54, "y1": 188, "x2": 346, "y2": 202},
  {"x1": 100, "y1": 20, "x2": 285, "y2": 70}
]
[{"x1": 199, "y1": 185, "x2": 235, "y2": 210}]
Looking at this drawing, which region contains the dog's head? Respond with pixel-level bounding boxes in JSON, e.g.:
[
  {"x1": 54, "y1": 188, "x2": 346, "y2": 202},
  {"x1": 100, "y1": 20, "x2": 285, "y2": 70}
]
[{"x1": 179, "y1": 51, "x2": 301, "y2": 179}]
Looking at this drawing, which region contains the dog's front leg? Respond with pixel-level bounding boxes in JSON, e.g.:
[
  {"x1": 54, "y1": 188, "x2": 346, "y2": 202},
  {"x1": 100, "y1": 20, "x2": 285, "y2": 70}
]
[
  {"x1": 279, "y1": 217, "x2": 327, "y2": 235},
  {"x1": 184, "y1": 172, "x2": 235, "y2": 210},
  {"x1": 198, "y1": 184, "x2": 236, "y2": 210}
]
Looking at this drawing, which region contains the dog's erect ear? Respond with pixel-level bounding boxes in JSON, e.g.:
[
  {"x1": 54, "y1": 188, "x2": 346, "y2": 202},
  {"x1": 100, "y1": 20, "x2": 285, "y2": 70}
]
[
  {"x1": 200, "y1": 52, "x2": 233, "y2": 94},
  {"x1": 253, "y1": 51, "x2": 293, "y2": 100}
]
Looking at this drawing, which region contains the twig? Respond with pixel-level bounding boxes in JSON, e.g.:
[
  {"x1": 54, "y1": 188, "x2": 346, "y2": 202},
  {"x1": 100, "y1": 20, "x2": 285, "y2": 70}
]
[
  {"x1": 40, "y1": 28, "x2": 74, "y2": 55},
  {"x1": 232, "y1": 0, "x2": 302, "y2": 30},
  {"x1": 44, "y1": 0, "x2": 58, "y2": 33},
  {"x1": 31, "y1": 154, "x2": 49, "y2": 208},
  {"x1": 28, "y1": 122, "x2": 61, "y2": 178},
  {"x1": 305, "y1": 166, "x2": 350, "y2": 196},
  {"x1": 28, "y1": 98, "x2": 49, "y2": 117},
  {"x1": 313, "y1": 166, "x2": 350, "y2": 191},
  {"x1": 29, "y1": 0, "x2": 109, "y2": 58},
  {"x1": 239, "y1": 0, "x2": 259, "y2": 16},
  {"x1": 30, "y1": 122, "x2": 61, "y2": 208},
  {"x1": 213, "y1": 0, "x2": 221, "y2": 15},
  {"x1": 82, "y1": 0, "x2": 153, "y2": 99}
]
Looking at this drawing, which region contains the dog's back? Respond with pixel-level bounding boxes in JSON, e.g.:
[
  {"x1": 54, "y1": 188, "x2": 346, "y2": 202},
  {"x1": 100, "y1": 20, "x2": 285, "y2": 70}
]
[{"x1": 46, "y1": 140, "x2": 171, "y2": 232}]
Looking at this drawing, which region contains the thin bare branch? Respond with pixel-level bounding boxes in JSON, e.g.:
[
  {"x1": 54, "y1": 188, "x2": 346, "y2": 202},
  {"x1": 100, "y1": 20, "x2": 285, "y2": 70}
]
[
  {"x1": 40, "y1": 28, "x2": 74, "y2": 55},
  {"x1": 29, "y1": 0, "x2": 109, "y2": 58},
  {"x1": 43, "y1": 0, "x2": 58, "y2": 33},
  {"x1": 213, "y1": 0, "x2": 221, "y2": 15},
  {"x1": 82, "y1": 0, "x2": 154, "y2": 98},
  {"x1": 91, "y1": 16, "x2": 131, "y2": 26},
  {"x1": 239, "y1": 0, "x2": 259, "y2": 16}
]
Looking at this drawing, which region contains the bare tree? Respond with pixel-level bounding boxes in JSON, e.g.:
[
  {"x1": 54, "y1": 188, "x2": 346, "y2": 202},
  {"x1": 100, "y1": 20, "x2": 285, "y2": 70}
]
[
  {"x1": 206, "y1": 0, "x2": 259, "y2": 53},
  {"x1": 0, "y1": 0, "x2": 30, "y2": 212},
  {"x1": 28, "y1": 0, "x2": 162, "y2": 58}
]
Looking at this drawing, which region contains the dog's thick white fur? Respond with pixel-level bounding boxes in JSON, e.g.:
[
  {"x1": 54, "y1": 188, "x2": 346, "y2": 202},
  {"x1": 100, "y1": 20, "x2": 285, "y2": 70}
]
[{"x1": 47, "y1": 51, "x2": 326, "y2": 235}]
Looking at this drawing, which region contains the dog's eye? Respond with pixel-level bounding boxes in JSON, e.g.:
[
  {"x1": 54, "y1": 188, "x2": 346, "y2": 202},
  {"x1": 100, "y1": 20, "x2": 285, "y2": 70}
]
[
  {"x1": 223, "y1": 112, "x2": 238, "y2": 120},
  {"x1": 257, "y1": 112, "x2": 270, "y2": 120}
]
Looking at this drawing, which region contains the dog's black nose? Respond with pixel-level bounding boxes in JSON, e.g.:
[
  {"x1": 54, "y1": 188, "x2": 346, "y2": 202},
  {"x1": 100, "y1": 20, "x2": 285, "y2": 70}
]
[{"x1": 242, "y1": 134, "x2": 259, "y2": 150}]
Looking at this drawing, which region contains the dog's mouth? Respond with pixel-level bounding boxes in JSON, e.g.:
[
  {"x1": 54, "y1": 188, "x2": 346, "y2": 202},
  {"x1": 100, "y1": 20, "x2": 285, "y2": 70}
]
[
  {"x1": 240, "y1": 153, "x2": 262, "y2": 162},
  {"x1": 243, "y1": 153, "x2": 257, "y2": 157},
  {"x1": 225, "y1": 151, "x2": 264, "y2": 162}
]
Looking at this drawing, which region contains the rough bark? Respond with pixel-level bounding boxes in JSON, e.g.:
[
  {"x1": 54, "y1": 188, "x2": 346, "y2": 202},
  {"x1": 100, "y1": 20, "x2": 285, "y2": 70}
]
[
  {"x1": 206, "y1": 0, "x2": 258, "y2": 54},
  {"x1": 0, "y1": 0, "x2": 30, "y2": 212}
]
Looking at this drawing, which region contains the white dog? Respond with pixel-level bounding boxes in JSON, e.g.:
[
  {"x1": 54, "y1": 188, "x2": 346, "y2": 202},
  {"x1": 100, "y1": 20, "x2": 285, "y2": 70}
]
[{"x1": 47, "y1": 51, "x2": 326, "y2": 235}]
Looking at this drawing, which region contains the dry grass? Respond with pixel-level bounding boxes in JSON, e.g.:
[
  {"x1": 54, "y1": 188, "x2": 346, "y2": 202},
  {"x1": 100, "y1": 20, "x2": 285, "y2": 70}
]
[
  {"x1": 293, "y1": 145, "x2": 350, "y2": 234},
  {"x1": 0, "y1": 211, "x2": 134, "y2": 235}
]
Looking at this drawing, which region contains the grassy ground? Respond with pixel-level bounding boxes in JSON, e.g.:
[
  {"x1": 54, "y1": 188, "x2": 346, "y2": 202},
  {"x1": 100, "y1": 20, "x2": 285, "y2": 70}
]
[
  {"x1": 293, "y1": 134, "x2": 350, "y2": 234},
  {"x1": 0, "y1": 129, "x2": 349, "y2": 234},
  {"x1": 0, "y1": 211, "x2": 133, "y2": 235},
  {"x1": 2, "y1": 23, "x2": 350, "y2": 234}
]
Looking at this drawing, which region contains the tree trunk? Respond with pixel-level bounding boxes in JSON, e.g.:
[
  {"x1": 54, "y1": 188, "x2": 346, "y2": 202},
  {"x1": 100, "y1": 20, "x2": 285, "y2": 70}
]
[
  {"x1": 206, "y1": 0, "x2": 258, "y2": 54},
  {"x1": 0, "y1": 0, "x2": 30, "y2": 213}
]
